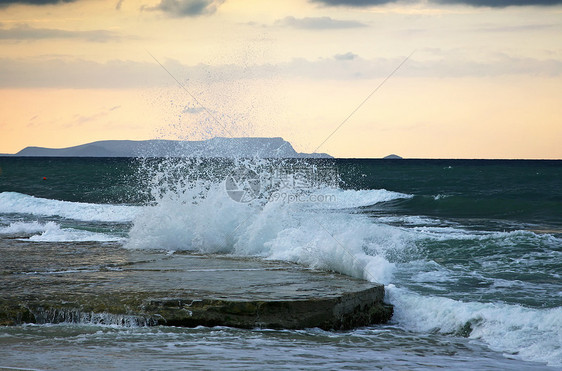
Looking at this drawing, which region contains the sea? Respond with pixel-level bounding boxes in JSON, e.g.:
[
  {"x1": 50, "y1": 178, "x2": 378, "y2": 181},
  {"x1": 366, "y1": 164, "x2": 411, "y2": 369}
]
[{"x1": 0, "y1": 156, "x2": 560, "y2": 370}]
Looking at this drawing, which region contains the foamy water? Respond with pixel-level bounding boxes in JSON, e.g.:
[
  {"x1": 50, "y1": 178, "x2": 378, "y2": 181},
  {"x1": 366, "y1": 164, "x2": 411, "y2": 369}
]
[{"x1": 0, "y1": 191, "x2": 140, "y2": 223}]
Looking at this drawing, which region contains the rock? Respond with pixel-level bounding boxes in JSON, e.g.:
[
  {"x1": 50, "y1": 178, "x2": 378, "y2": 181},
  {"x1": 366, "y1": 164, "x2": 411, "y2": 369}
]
[{"x1": 0, "y1": 241, "x2": 392, "y2": 330}]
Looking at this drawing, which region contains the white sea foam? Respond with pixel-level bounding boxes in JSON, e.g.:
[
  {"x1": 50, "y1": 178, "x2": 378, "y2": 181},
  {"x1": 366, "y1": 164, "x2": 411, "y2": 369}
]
[
  {"x1": 408, "y1": 225, "x2": 554, "y2": 242},
  {"x1": 0, "y1": 192, "x2": 140, "y2": 222},
  {"x1": 309, "y1": 188, "x2": 412, "y2": 209},
  {"x1": 0, "y1": 220, "x2": 47, "y2": 234},
  {"x1": 374, "y1": 215, "x2": 442, "y2": 226},
  {"x1": 27, "y1": 222, "x2": 122, "y2": 242},
  {"x1": 386, "y1": 285, "x2": 562, "y2": 367},
  {"x1": 0, "y1": 220, "x2": 122, "y2": 242}
]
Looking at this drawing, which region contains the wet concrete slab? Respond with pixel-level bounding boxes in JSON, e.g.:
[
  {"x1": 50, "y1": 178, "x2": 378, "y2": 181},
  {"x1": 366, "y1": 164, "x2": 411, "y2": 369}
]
[{"x1": 0, "y1": 240, "x2": 392, "y2": 329}]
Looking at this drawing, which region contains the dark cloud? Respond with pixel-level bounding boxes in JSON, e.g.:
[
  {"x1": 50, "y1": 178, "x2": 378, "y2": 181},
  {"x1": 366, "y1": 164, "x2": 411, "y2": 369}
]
[
  {"x1": 276, "y1": 16, "x2": 366, "y2": 30},
  {"x1": 434, "y1": 0, "x2": 562, "y2": 6},
  {"x1": 146, "y1": 0, "x2": 225, "y2": 17},
  {"x1": 310, "y1": 0, "x2": 562, "y2": 6},
  {"x1": 334, "y1": 52, "x2": 358, "y2": 60},
  {"x1": 0, "y1": 0, "x2": 77, "y2": 7},
  {"x1": 0, "y1": 24, "x2": 122, "y2": 42}
]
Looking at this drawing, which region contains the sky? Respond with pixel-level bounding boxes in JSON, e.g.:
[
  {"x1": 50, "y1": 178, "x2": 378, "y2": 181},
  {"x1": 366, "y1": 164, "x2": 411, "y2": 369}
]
[{"x1": 0, "y1": 0, "x2": 561, "y2": 158}]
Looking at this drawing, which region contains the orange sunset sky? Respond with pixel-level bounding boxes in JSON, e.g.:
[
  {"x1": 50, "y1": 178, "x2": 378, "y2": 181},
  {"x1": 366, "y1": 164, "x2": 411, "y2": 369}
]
[{"x1": 0, "y1": 0, "x2": 561, "y2": 158}]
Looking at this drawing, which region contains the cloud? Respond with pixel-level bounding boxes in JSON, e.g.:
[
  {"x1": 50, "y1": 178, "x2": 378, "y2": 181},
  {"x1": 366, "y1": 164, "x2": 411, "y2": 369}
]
[
  {"x1": 310, "y1": 0, "x2": 562, "y2": 6},
  {"x1": 145, "y1": 0, "x2": 225, "y2": 17},
  {"x1": 275, "y1": 16, "x2": 367, "y2": 30},
  {"x1": 434, "y1": 0, "x2": 562, "y2": 7},
  {"x1": 334, "y1": 52, "x2": 358, "y2": 60},
  {"x1": 279, "y1": 53, "x2": 562, "y2": 79},
  {"x1": 0, "y1": 58, "x2": 170, "y2": 88},
  {"x1": 67, "y1": 105, "x2": 121, "y2": 128},
  {"x1": 405, "y1": 51, "x2": 562, "y2": 77},
  {"x1": 0, "y1": 24, "x2": 122, "y2": 42},
  {"x1": 310, "y1": 0, "x2": 400, "y2": 6},
  {"x1": 474, "y1": 23, "x2": 557, "y2": 33},
  {"x1": 1, "y1": 52, "x2": 561, "y2": 89},
  {"x1": 0, "y1": 0, "x2": 77, "y2": 7}
]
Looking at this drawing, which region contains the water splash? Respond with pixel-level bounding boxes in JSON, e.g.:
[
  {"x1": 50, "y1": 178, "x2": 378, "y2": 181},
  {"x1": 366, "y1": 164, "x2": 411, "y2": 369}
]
[{"x1": 126, "y1": 156, "x2": 410, "y2": 284}]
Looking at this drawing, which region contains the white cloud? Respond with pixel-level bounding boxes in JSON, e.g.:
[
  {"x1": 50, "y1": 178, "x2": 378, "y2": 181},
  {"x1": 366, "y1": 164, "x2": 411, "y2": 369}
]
[
  {"x1": 275, "y1": 16, "x2": 367, "y2": 30},
  {"x1": 1, "y1": 51, "x2": 561, "y2": 88},
  {"x1": 0, "y1": 24, "x2": 123, "y2": 42}
]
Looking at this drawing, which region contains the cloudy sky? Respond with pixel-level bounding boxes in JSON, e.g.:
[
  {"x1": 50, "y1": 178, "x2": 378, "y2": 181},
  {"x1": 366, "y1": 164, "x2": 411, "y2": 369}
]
[{"x1": 0, "y1": 0, "x2": 561, "y2": 158}]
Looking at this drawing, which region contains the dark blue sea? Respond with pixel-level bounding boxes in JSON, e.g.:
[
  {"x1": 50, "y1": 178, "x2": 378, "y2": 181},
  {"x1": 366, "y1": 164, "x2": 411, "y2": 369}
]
[{"x1": 1, "y1": 157, "x2": 560, "y2": 370}]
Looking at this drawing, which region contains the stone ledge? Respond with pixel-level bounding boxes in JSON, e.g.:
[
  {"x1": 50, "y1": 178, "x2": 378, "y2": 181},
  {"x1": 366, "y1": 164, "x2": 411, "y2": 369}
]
[{"x1": 0, "y1": 242, "x2": 392, "y2": 329}]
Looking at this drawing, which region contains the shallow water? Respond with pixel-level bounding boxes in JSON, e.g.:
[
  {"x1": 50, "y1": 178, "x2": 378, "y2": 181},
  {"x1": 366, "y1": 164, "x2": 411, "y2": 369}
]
[{"x1": 0, "y1": 324, "x2": 555, "y2": 370}]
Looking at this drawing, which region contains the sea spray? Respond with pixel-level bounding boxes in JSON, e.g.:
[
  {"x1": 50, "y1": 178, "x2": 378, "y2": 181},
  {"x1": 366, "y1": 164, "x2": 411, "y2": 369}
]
[{"x1": 126, "y1": 157, "x2": 408, "y2": 283}]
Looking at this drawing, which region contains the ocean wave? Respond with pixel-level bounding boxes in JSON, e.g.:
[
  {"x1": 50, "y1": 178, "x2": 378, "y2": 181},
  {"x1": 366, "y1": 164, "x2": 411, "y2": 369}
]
[
  {"x1": 0, "y1": 220, "x2": 123, "y2": 242},
  {"x1": 386, "y1": 285, "x2": 562, "y2": 367},
  {"x1": 0, "y1": 192, "x2": 140, "y2": 223},
  {"x1": 408, "y1": 225, "x2": 559, "y2": 242},
  {"x1": 373, "y1": 215, "x2": 442, "y2": 226},
  {"x1": 28, "y1": 222, "x2": 123, "y2": 242},
  {"x1": 0, "y1": 220, "x2": 47, "y2": 234},
  {"x1": 125, "y1": 183, "x2": 414, "y2": 284},
  {"x1": 310, "y1": 188, "x2": 412, "y2": 209}
]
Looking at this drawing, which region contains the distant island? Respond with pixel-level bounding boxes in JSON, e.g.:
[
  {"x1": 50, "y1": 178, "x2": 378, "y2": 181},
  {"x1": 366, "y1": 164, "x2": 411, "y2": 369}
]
[
  {"x1": 383, "y1": 154, "x2": 403, "y2": 160},
  {"x1": 9, "y1": 138, "x2": 332, "y2": 158}
]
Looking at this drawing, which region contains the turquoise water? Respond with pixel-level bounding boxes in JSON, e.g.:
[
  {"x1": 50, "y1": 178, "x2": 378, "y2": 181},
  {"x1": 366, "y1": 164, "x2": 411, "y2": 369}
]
[{"x1": 0, "y1": 157, "x2": 561, "y2": 369}]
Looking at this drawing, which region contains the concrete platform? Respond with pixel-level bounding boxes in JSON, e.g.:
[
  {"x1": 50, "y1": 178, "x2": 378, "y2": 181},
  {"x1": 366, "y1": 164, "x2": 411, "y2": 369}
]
[{"x1": 0, "y1": 240, "x2": 392, "y2": 329}]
